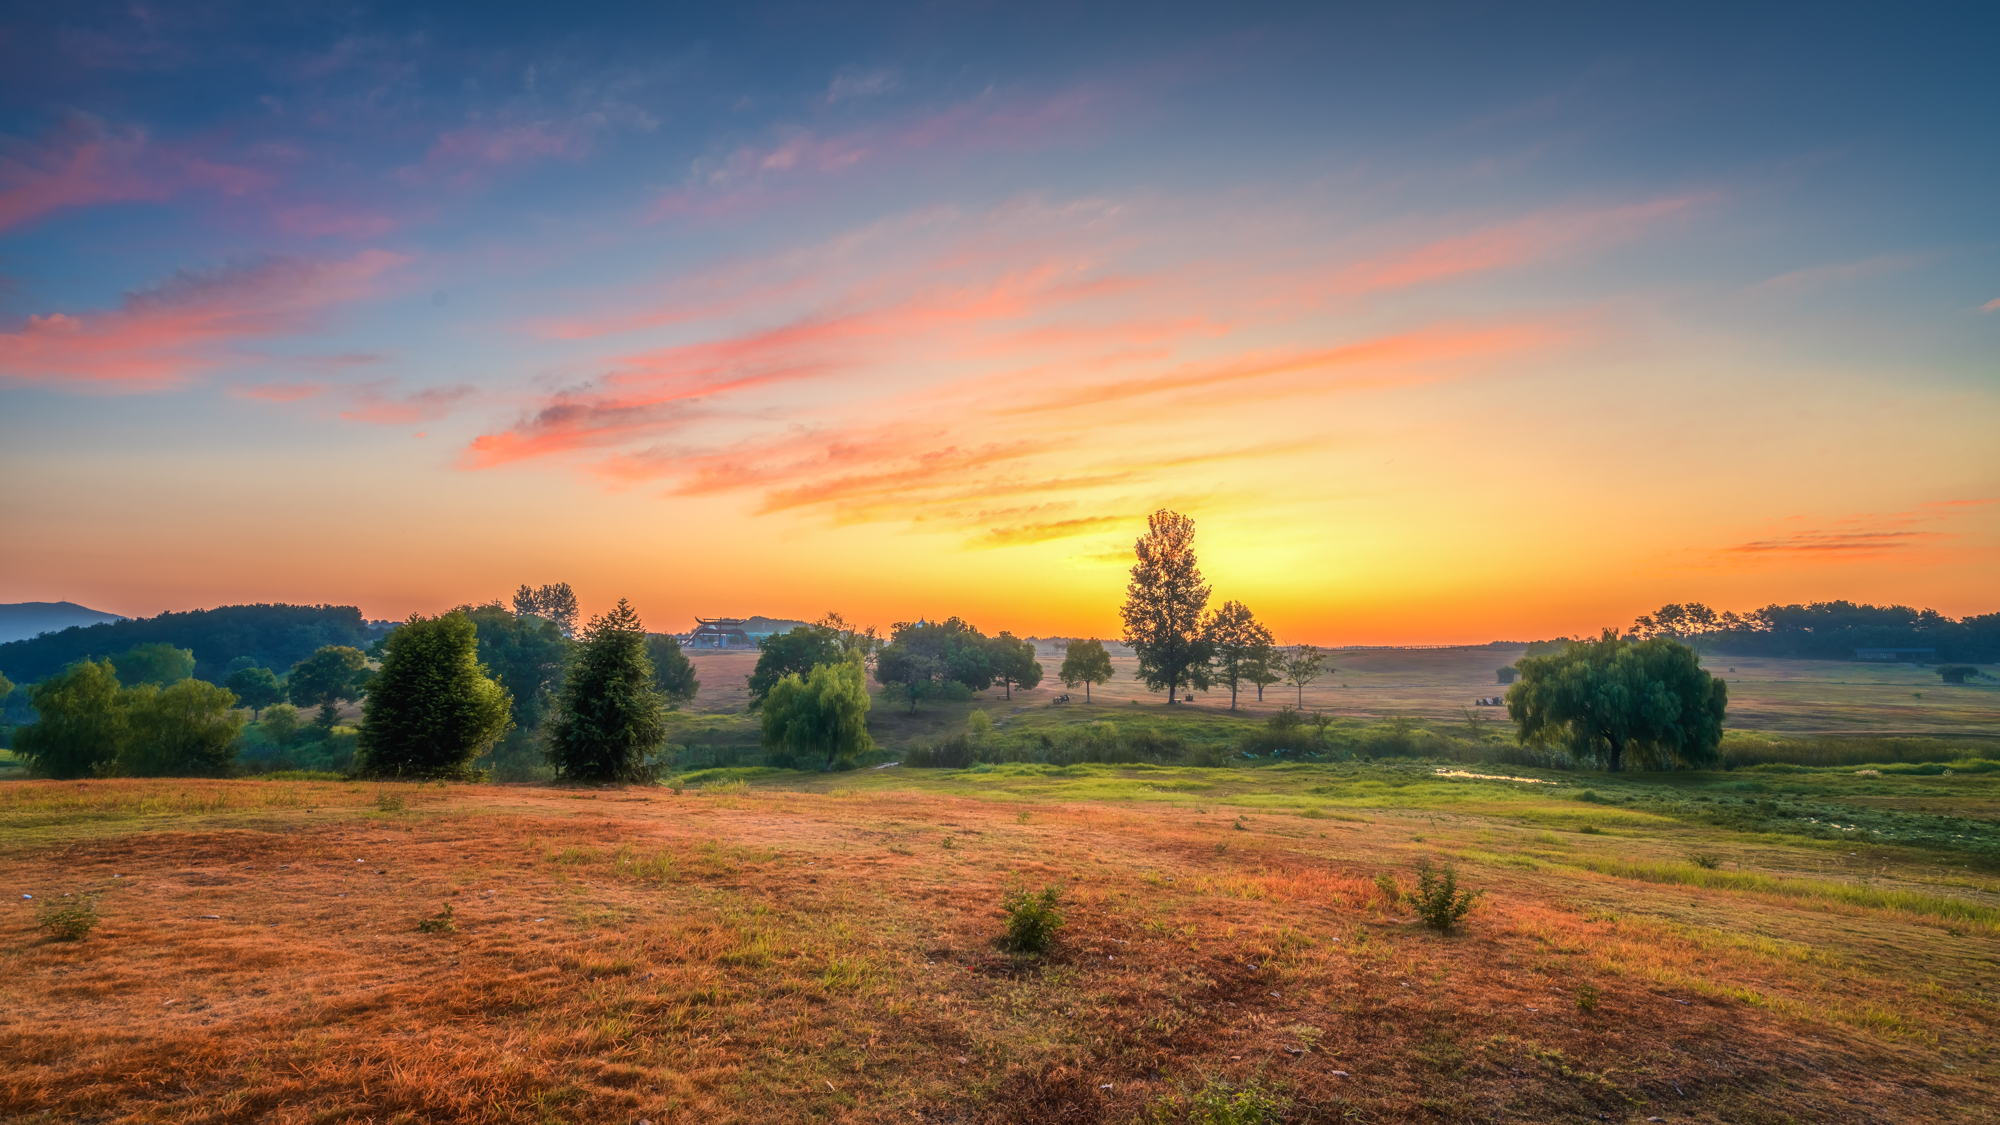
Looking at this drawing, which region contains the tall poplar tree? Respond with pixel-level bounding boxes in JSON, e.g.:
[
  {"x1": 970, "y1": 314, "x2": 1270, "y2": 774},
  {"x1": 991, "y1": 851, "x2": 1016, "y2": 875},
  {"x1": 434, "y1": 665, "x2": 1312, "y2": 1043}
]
[
  {"x1": 1119, "y1": 510, "x2": 1214, "y2": 704},
  {"x1": 546, "y1": 599, "x2": 666, "y2": 783}
]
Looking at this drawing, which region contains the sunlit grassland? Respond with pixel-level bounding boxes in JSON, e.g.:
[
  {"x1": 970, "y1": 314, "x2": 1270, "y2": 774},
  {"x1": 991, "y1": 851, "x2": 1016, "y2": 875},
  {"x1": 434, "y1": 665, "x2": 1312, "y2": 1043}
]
[{"x1": 3, "y1": 763, "x2": 1996, "y2": 1123}]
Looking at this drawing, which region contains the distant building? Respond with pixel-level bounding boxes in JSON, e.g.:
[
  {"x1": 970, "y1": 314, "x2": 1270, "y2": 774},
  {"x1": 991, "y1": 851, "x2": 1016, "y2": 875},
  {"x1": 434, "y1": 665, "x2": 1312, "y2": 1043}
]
[
  {"x1": 1496, "y1": 666, "x2": 1518, "y2": 685},
  {"x1": 685, "y1": 615, "x2": 812, "y2": 649},
  {"x1": 1853, "y1": 648, "x2": 1935, "y2": 663}
]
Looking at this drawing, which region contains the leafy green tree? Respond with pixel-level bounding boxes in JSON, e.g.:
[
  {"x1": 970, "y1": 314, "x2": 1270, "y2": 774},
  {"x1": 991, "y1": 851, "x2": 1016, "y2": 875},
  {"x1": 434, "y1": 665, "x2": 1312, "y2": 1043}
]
[
  {"x1": 546, "y1": 599, "x2": 666, "y2": 783},
  {"x1": 121, "y1": 679, "x2": 245, "y2": 776},
  {"x1": 647, "y1": 633, "x2": 700, "y2": 707},
  {"x1": 815, "y1": 611, "x2": 881, "y2": 663},
  {"x1": 988, "y1": 632, "x2": 1043, "y2": 700},
  {"x1": 355, "y1": 612, "x2": 513, "y2": 779},
  {"x1": 1119, "y1": 510, "x2": 1214, "y2": 704},
  {"x1": 14, "y1": 660, "x2": 128, "y2": 779},
  {"x1": 874, "y1": 617, "x2": 993, "y2": 714},
  {"x1": 112, "y1": 643, "x2": 195, "y2": 687},
  {"x1": 1057, "y1": 638, "x2": 1115, "y2": 702},
  {"x1": 512, "y1": 582, "x2": 580, "y2": 638},
  {"x1": 748, "y1": 626, "x2": 842, "y2": 707},
  {"x1": 1281, "y1": 645, "x2": 1327, "y2": 709},
  {"x1": 0, "y1": 670, "x2": 11, "y2": 706},
  {"x1": 464, "y1": 604, "x2": 573, "y2": 730},
  {"x1": 760, "y1": 653, "x2": 874, "y2": 770},
  {"x1": 1245, "y1": 640, "x2": 1282, "y2": 703},
  {"x1": 259, "y1": 703, "x2": 301, "y2": 749},
  {"x1": 287, "y1": 646, "x2": 371, "y2": 731},
  {"x1": 1203, "y1": 600, "x2": 1273, "y2": 711},
  {"x1": 223, "y1": 666, "x2": 283, "y2": 719},
  {"x1": 1507, "y1": 630, "x2": 1728, "y2": 772}
]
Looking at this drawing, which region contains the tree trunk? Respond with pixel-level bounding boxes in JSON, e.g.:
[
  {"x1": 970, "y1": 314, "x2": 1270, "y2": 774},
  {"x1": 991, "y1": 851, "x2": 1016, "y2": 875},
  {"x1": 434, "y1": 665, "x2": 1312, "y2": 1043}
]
[
  {"x1": 1606, "y1": 735, "x2": 1624, "y2": 772},
  {"x1": 1229, "y1": 683, "x2": 1238, "y2": 710},
  {"x1": 1003, "y1": 680, "x2": 1011, "y2": 700},
  {"x1": 1085, "y1": 681, "x2": 1091, "y2": 702}
]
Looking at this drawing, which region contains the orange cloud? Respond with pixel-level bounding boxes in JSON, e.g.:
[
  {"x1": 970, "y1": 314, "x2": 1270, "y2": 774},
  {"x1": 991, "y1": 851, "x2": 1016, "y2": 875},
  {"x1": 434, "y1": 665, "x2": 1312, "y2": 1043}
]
[{"x1": 0, "y1": 250, "x2": 409, "y2": 390}]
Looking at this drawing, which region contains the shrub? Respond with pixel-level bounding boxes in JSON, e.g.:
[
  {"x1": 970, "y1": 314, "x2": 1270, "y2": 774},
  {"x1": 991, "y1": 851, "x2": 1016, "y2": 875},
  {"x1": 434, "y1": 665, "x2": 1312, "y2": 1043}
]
[
  {"x1": 375, "y1": 791, "x2": 406, "y2": 812},
  {"x1": 38, "y1": 897, "x2": 99, "y2": 941},
  {"x1": 1000, "y1": 884, "x2": 1065, "y2": 954},
  {"x1": 1576, "y1": 983, "x2": 1600, "y2": 1011},
  {"x1": 417, "y1": 904, "x2": 456, "y2": 934},
  {"x1": 1374, "y1": 872, "x2": 1400, "y2": 903},
  {"x1": 1687, "y1": 851, "x2": 1721, "y2": 869},
  {"x1": 1145, "y1": 1076, "x2": 1290, "y2": 1125},
  {"x1": 1411, "y1": 858, "x2": 1478, "y2": 933}
]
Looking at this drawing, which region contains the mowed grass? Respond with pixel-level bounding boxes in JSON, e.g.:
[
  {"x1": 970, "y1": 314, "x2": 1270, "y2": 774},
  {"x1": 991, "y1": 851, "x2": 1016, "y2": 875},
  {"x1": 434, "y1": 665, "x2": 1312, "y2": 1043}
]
[{"x1": 3, "y1": 771, "x2": 1997, "y2": 1124}]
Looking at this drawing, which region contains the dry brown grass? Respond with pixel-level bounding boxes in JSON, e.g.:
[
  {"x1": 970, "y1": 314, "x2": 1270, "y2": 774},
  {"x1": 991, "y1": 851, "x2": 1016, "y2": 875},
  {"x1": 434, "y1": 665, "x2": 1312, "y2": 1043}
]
[{"x1": 2, "y1": 778, "x2": 1994, "y2": 1123}]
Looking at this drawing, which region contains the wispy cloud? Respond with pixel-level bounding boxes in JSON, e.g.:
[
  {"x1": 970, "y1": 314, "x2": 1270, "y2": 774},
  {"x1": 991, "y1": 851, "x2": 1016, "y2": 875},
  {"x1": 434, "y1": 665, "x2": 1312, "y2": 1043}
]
[
  {"x1": 1758, "y1": 251, "x2": 1929, "y2": 291},
  {"x1": 0, "y1": 115, "x2": 267, "y2": 233},
  {"x1": 0, "y1": 250, "x2": 408, "y2": 390}
]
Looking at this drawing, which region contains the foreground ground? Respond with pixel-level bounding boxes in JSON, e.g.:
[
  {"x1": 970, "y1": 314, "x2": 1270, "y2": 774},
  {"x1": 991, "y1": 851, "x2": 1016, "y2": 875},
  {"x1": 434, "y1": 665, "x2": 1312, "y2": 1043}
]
[{"x1": 3, "y1": 763, "x2": 1996, "y2": 1124}]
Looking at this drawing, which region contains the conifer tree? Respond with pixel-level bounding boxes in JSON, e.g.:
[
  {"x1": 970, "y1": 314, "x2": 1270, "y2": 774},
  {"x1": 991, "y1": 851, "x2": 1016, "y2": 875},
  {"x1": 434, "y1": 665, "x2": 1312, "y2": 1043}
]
[
  {"x1": 546, "y1": 599, "x2": 666, "y2": 783},
  {"x1": 355, "y1": 611, "x2": 512, "y2": 779}
]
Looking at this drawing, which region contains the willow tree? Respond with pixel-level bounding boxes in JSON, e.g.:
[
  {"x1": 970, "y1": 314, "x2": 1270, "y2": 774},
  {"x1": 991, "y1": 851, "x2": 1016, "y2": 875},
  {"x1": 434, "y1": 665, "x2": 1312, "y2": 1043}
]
[
  {"x1": 1507, "y1": 630, "x2": 1727, "y2": 772},
  {"x1": 1119, "y1": 510, "x2": 1213, "y2": 703}
]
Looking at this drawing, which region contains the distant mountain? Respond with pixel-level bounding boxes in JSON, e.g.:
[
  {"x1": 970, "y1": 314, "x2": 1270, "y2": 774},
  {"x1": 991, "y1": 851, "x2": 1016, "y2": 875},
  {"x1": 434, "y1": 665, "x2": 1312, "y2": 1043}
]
[{"x1": 0, "y1": 602, "x2": 126, "y2": 645}]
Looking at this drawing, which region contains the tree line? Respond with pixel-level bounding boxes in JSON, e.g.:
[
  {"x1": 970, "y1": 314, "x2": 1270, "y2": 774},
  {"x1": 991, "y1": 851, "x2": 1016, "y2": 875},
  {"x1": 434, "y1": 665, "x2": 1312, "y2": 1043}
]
[
  {"x1": 6, "y1": 583, "x2": 703, "y2": 783},
  {"x1": 1622, "y1": 600, "x2": 2000, "y2": 662}
]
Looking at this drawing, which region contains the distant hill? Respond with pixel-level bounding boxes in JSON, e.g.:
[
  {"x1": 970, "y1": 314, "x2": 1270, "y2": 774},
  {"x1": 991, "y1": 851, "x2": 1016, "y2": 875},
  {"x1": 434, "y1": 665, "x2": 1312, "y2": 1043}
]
[
  {"x1": 0, "y1": 603, "x2": 381, "y2": 684},
  {"x1": 0, "y1": 602, "x2": 126, "y2": 645}
]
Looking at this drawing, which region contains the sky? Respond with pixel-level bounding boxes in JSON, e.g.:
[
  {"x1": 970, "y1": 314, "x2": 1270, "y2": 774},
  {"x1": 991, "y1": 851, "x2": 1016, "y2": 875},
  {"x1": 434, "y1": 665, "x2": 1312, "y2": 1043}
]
[{"x1": 2, "y1": 1, "x2": 1996, "y2": 644}]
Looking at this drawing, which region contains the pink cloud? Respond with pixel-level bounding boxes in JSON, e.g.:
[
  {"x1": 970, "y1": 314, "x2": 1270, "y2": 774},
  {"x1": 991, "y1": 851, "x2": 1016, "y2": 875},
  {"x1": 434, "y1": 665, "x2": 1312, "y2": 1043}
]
[
  {"x1": 274, "y1": 204, "x2": 399, "y2": 240},
  {"x1": 1323, "y1": 195, "x2": 1712, "y2": 296},
  {"x1": 0, "y1": 116, "x2": 268, "y2": 233},
  {"x1": 1983, "y1": 297, "x2": 2000, "y2": 313},
  {"x1": 0, "y1": 249, "x2": 409, "y2": 390},
  {"x1": 232, "y1": 381, "x2": 327, "y2": 403},
  {"x1": 340, "y1": 383, "x2": 477, "y2": 424}
]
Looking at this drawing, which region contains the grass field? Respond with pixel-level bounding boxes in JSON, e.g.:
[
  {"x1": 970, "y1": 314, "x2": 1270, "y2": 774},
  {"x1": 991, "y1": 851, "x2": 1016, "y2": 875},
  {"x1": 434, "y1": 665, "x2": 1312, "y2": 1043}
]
[{"x1": 4, "y1": 755, "x2": 1997, "y2": 1124}]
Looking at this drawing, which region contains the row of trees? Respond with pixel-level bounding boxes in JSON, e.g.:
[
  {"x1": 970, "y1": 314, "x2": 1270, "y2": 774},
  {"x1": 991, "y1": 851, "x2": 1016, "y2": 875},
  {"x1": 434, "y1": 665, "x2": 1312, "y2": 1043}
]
[
  {"x1": 1626, "y1": 599, "x2": 2000, "y2": 662},
  {"x1": 9, "y1": 584, "x2": 703, "y2": 782},
  {"x1": 1115, "y1": 510, "x2": 1331, "y2": 709}
]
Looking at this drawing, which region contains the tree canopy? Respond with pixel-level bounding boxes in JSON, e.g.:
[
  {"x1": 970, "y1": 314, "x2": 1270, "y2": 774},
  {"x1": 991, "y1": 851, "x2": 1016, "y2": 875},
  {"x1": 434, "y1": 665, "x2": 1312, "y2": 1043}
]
[
  {"x1": 1506, "y1": 630, "x2": 1727, "y2": 772},
  {"x1": 748, "y1": 626, "x2": 843, "y2": 706},
  {"x1": 463, "y1": 604, "x2": 573, "y2": 730},
  {"x1": 111, "y1": 643, "x2": 196, "y2": 687},
  {"x1": 989, "y1": 632, "x2": 1043, "y2": 700},
  {"x1": 13, "y1": 659, "x2": 128, "y2": 779},
  {"x1": 1629, "y1": 599, "x2": 2000, "y2": 662},
  {"x1": 1119, "y1": 510, "x2": 1213, "y2": 703},
  {"x1": 0, "y1": 602, "x2": 377, "y2": 684},
  {"x1": 223, "y1": 666, "x2": 284, "y2": 718},
  {"x1": 355, "y1": 611, "x2": 513, "y2": 779},
  {"x1": 546, "y1": 599, "x2": 666, "y2": 783},
  {"x1": 874, "y1": 617, "x2": 993, "y2": 713},
  {"x1": 1203, "y1": 600, "x2": 1272, "y2": 711},
  {"x1": 121, "y1": 679, "x2": 245, "y2": 777},
  {"x1": 759, "y1": 652, "x2": 873, "y2": 770},
  {"x1": 1057, "y1": 638, "x2": 1114, "y2": 702},
  {"x1": 287, "y1": 645, "x2": 372, "y2": 728},
  {"x1": 512, "y1": 582, "x2": 581, "y2": 638},
  {"x1": 1281, "y1": 645, "x2": 1328, "y2": 709},
  {"x1": 647, "y1": 633, "x2": 700, "y2": 707}
]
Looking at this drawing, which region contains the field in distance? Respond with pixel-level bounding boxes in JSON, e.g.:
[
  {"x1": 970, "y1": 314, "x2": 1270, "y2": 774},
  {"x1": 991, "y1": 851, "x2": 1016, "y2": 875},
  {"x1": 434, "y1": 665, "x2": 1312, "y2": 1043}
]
[{"x1": 3, "y1": 759, "x2": 1996, "y2": 1123}]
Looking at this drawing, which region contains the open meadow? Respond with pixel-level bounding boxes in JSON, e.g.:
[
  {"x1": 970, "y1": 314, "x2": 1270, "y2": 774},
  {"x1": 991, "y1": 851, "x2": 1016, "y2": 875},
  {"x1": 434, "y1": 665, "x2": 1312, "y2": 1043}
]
[{"x1": 4, "y1": 755, "x2": 1997, "y2": 1124}]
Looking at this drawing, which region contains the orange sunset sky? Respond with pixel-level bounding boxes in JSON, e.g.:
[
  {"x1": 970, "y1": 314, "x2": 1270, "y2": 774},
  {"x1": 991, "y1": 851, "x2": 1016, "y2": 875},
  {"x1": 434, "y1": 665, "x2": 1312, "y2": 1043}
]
[{"x1": 2, "y1": 5, "x2": 1995, "y2": 642}]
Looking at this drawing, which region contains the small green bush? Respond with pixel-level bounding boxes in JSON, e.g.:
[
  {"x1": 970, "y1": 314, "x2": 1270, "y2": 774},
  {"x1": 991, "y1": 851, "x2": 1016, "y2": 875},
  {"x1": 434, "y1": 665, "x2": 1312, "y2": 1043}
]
[
  {"x1": 1000, "y1": 884, "x2": 1065, "y2": 954},
  {"x1": 375, "y1": 791, "x2": 406, "y2": 812},
  {"x1": 1374, "y1": 872, "x2": 1400, "y2": 903},
  {"x1": 1579, "y1": 824, "x2": 1603, "y2": 835},
  {"x1": 1576, "y1": 983, "x2": 1600, "y2": 1011},
  {"x1": 1411, "y1": 858, "x2": 1478, "y2": 933},
  {"x1": 1145, "y1": 1076, "x2": 1290, "y2": 1124},
  {"x1": 38, "y1": 898, "x2": 99, "y2": 941},
  {"x1": 417, "y1": 904, "x2": 456, "y2": 934},
  {"x1": 1687, "y1": 851, "x2": 1721, "y2": 869}
]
